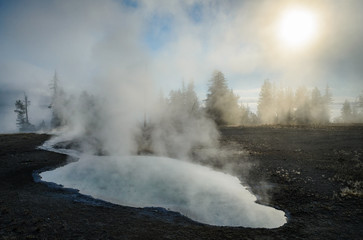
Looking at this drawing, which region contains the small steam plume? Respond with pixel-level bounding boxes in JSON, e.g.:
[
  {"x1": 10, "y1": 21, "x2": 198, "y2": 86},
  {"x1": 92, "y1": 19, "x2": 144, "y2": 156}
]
[
  {"x1": 49, "y1": 77, "x2": 219, "y2": 159},
  {"x1": 148, "y1": 81, "x2": 219, "y2": 159}
]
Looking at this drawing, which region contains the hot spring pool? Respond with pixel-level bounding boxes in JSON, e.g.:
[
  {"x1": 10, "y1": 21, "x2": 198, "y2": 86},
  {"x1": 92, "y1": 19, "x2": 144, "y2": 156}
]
[{"x1": 40, "y1": 155, "x2": 287, "y2": 228}]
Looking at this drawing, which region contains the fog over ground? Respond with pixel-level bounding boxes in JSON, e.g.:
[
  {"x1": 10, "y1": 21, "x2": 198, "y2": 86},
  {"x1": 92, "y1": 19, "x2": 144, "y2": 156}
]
[{"x1": 1, "y1": 0, "x2": 363, "y2": 132}]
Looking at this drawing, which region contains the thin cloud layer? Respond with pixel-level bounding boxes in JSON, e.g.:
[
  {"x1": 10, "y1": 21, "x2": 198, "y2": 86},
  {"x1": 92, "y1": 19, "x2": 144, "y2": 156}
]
[{"x1": 1, "y1": 0, "x2": 362, "y2": 131}]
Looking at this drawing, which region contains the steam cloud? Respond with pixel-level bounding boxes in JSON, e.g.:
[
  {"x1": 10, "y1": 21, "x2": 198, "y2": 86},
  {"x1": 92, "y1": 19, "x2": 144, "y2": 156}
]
[{"x1": 39, "y1": 83, "x2": 288, "y2": 227}]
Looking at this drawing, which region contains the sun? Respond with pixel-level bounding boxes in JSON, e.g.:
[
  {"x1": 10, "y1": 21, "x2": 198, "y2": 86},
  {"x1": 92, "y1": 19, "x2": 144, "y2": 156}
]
[{"x1": 277, "y1": 7, "x2": 318, "y2": 49}]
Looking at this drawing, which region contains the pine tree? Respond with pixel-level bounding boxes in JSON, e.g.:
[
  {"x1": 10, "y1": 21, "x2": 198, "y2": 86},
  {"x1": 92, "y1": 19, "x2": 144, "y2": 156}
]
[
  {"x1": 205, "y1": 71, "x2": 240, "y2": 125},
  {"x1": 285, "y1": 87, "x2": 295, "y2": 124},
  {"x1": 14, "y1": 99, "x2": 26, "y2": 128},
  {"x1": 341, "y1": 100, "x2": 352, "y2": 123},
  {"x1": 224, "y1": 89, "x2": 241, "y2": 125},
  {"x1": 309, "y1": 85, "x2": 332, "y2": 124},
  {"x1": 240, "y1": 104, "x2": 252, "y2": 125},
  {"x1": 359, "y1": 92, "x2": 363, "y2": 108},
  {"x1": 257, "y1": 80, "x2": 275, "y2": 124},
  {"x1": 275, "y1": 87, "x2": 286, "y2": 124},
  {"x1": 168, "y1": 81, "x2": 200, "y2": 118},
  {"x1": 294, "y1": 86, "x2": 311, "y2": 124},
  {"x1": 185, "y1": 81, "x2": 199, "y2": 115},
  {"x1": 310, "y1": 87, "x2": 323, "y2": 124},
  {"x1": 14, "y1": 93, "x2": 34, "y2": 131},
  {"x1": 49, "y1": 71, "x2": 63, "y2": 128},
  {"x1": 322, "y1": 85, "x2": 333, "y2": 123},
  {"x1": 206, "y1": 71, "x2": 228, "y2": 125}
]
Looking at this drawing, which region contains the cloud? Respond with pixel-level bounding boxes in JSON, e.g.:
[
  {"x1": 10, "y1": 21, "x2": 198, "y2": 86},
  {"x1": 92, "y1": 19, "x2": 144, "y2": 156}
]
[{"x1": 1, "y1": 0, "x2": 363, "y2": 132}]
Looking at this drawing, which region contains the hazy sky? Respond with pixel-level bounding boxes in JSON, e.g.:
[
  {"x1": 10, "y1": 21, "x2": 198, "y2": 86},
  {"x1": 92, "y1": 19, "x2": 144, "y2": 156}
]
[{"x1": 1, "y1": 0, "x2": 363, "y2": 132}]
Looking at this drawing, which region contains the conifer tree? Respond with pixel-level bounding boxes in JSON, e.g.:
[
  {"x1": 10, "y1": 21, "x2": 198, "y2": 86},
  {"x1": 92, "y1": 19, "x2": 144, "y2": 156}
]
[
  {"x1": 341, "y1": 100, "x2": 352, "y2": 123},
  {"x1": 205, "y1": 71, "x2": 240, "y2": 125},
  {"x1": 49, "y1": 71, "x2": 64, "y2": 128},
  {"x1": 257, "y1": 80, "x2": 275, "y2": 124},
  {"x1": 14, "y1": 99, "x2": 26, "y2": 128},
  {"x1": 14, "y1": 93, "x2": 34, "y2": 131}
]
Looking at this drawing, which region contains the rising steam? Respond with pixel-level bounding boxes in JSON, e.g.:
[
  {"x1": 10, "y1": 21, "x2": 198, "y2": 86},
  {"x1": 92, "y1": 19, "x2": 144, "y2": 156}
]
[
  {"x1": 39, "y1": 78, "x2": 288, "y2": 228},
  {"x1": 49, "y1": 78, "x2": 219, "y2": 158}
]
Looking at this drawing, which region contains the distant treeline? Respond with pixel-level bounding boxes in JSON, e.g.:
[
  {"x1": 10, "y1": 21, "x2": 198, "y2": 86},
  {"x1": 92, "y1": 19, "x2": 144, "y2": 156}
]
[
  {"x1": 167, "y1": 70, "x2": 363, "y2": 126},
  {"x1": 14, "y1": 71, "x2": 363, "y2": 132},
  {"x1": 159, "y1": 71, "x2": 363, "y2": 126},
  {"x1": 257, "y1": 80, "x2": 332, "y2": 125},
  {"x1": 339, "y1": 98, "x2": 363, "y2": 123}
]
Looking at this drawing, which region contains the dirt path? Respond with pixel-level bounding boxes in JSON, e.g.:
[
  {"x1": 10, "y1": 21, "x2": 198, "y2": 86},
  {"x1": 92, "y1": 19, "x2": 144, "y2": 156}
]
[{"x1": 0, "y1": 127, "x2": 362, "y2": 239}]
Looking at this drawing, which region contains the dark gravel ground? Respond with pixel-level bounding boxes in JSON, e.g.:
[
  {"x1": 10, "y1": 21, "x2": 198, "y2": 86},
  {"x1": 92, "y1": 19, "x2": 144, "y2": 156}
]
[{"x1": 0, "y1": 125, "x2": 362, "y2": 239}]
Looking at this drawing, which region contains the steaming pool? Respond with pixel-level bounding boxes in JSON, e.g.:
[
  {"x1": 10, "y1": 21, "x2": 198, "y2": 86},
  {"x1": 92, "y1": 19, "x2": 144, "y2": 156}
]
[{"x1": 40, "y1": 154, "x2": 287, "y2": 228}]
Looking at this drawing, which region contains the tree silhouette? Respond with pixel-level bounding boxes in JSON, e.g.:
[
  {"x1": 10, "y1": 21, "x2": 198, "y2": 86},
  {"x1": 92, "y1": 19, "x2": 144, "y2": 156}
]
[
  {"x1": 359, "y1": 92, "x2": 363, "y2": 108},
  {"x1": 339, "y1": 93, "x2": 363, "y2": 123},
  {"x1": 240, "y1": 104, "x2": 256, "y2": 125},
  {"x1": 167, "y1": 81, "x2": 201, "y2": 126},
  {"x1": 205, "y1": 71, "x2": 240, "y2": 125},
  {"x1": 14, "y1": 93, "x2": 35, "y2": 131},
  {"x1": 322, "y1": 85, "x2": 333, "y2": 123},
  {"x1": 150, "y1": 80, "x2": 218, "y2": 158},
  {"x1": 257, "y1": 80, "x2": 275, "y2": 124},
  {"x1": 185, "y1": 81, "x2": 199, "y2": 115},
  {"x1": 14, "y1": 99, "x2": 26, "y2": 128},
  {"x1": 48, "y1": 71, "x2": 66, "y2": 128},
  {"x1": 285, "y1": 87, "x2": 295, "y2": 124},
  {"x1": 341, "y1": 100, "x2": 352, "y2": 123},
  {"x1": 310, "y1": 87, "x2": 324, "y2": 124},
  {"x1": 294, "y1": 86, "x2": 311, "y2": 124}
]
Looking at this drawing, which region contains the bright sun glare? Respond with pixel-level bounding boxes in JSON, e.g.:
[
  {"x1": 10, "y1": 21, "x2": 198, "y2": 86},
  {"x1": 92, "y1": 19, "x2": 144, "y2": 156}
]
[{"x1": 278, "y1": 7, "x2": 318, "y2": 49}]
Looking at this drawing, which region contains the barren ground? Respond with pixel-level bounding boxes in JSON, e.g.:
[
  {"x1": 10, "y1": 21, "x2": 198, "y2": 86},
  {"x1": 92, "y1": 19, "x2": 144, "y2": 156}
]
[{"x1": 1, "y1": 125, "x2": 362, "y2": 239}]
